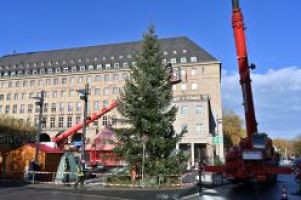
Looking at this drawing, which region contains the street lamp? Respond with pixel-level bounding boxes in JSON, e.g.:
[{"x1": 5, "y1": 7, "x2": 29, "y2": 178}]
[
  {"x1": 141, "y1": 134, "x2": 149, "y2": 187},
  {"x1": 30, "y1": 90, "x2": 45, "y2": 166},
  {"x1": 77, "y1": 83, "x2": 89, "y2": 170}
]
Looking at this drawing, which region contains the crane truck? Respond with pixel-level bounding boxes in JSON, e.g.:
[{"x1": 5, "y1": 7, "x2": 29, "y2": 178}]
[{"x1": 204, "y1": 0, "x2": 300, "y2": 183}]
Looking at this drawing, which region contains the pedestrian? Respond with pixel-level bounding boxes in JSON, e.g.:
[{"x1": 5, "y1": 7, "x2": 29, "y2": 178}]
[
  {"x1": 74, "y1": 163, "x2": 85, "y2": 189},
  {"x1": 63, "y1": 158, "x2": 70, "y2": 186}
]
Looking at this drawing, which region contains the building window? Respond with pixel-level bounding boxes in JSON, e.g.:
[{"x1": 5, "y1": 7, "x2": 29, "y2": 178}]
[
  {"x1": 63, "y1": 67, "x2": 69, "y2": 73},
  {"x1": 104, "y1": 74, "x2": 110, "y2": 81},
  {"x1": 28, "y1": 104, "x2": 33, "y2": 113},
  {"x1": 46, "y1": 79, "x2": 51, "y2": 85},
  {"x1": 95, "y1": 75, "x2": 102, "y2": 81},
  {"x1": 191, "y1": 83, "x2": 198, "y2": 90},
  {"x1": 29, "y1": 92, "x2": 34, "y2": 98},
  {"x1": 70, "y1": 77, "x2": 75, "y2": 85},
  {"x1": 6, "y1": 93, "x2": 11, "y2": 100},
  {"x1": 180, "y1": 57, "x2": 187, "y2": 63},
  {"x1": 56, "y1": 68, "x2": 61, "y2": 73},
  {"x1": 30, "y1": 80, "x2": 35, "y2": 86},
  {"x1": 113, "y1": 87, "x2": 119, "y2": 94},
  {"x1": 190, "y1": 56, "x2": 198, "y2": 62},
  {"x1": 95, "y1": 88, "x2": 101, "y2": 96},
  {"x1": 59, "y1": 103, "x2": 65, "y2": 112},
  {"x1": 0, "y1": 105, "x2": 2, "y2": 113},
  {"x1": 78, "y1": 76, "x2": 84, "y2": 83},
  {"x1": 76, "y1": 102, "x2": 81, "y2": 112},
  {"x1": 181, "y1": 105, "x2": 188, "y2": 115},
  {"x1": 52, "y1": 91, "x2": 57, "y2": 98},
  {"x1": 87, "y1": 76, "x2": 92, "y2": 83},
  {"x1": 13, "y1": 93, "x2": 18, "y2": 100},
  {"x1": 103, "y1": 100, "x2": 108, "y2": 107},
  {"x1": 12, "y1": 104, "x2": 17, "y2": 114},
  {"x1": 44, "y1": 103, "x2": 48, "y2": 113},
  {"x1": 181, "y1": 83, "x2": 187, "y2": 91},
  {"x1": 35, "y1": 104, "x2": 40, "y2": 113},
  {"x1": 88, "y1": 65, "x2": 94, "y2": 71},
  {"x1": 15, "y1": 81, "x2": 20, "y2": 87},
  {"x1": 71, "y1": 66, "x2": 77, "y2": 72},
  {"x1": 123, "y1": 62, "x2": 129, "y2": 68},
  {"x1": 103, "y1": 115, "x2": 108, "y2": 126},
  {"x1": 20, "y1": 104, "x2": 25, "y2": 113},
  {"x1": 68, "y1": 102, "x2": 73, "y2": 112},
  {"x1": 180, "y1": 68, "x2": 186, "y2": 76},
  {"x1": 196, "y1": 105, "x2": 203, "y2": 114},
  {"x1": 103, "y1": 87, "x2": 109, "y2": 95},
  {"x1": 113, "y1": 74, "x2": 119, "y2": 81},
  {"x1": 50, "y1": 117, "x2": 55, "y2": 128},
  {"x1": 79, "y1": 66, "x2": 85, "y2": 71},
  {"x1": 62, "y1": 78, "x2": 67, "y2": 84},
  {"x1": 96, "y1": 64, "x2": 102, "y2": 70},
  {"x1": 51, "y1": 103, "x2": 56, "y2": 112},
  {"x1": 52, "y1": 79, "x2": 58, "y2": 85},
  {"x1": 114, "y1": 63, "x2": 119, "y2": 69},
  {"x1": 69, "y1": 89, "x2": 74, "y2": 97},
  {"x1": 105, "y1": 64, "x2": 111, "y2": 69},
  {"x1": 61, "y1": 90, "x2": 66, "y2": 97},
  {"x1": 59, "y1": 117, "x2": 64, "y2": 128},
  {"x1": 67, "y1": 116, "x2": 73, "y2": 128},
  {"x1": 196, "y1": 123, "x2": 204, "y2": 133},
  {"x1": 94, "y1": 101, "x2": 100, "y2": 111},
  {"x1": 76, "y1": 116, "x2": 81, "y2": 124},
  {"x1": 5, "y1": 105, "x2": 10, "y2": 114},
  {"x1": 170, "y1": 58, "x2": 177, "y2": 64}
]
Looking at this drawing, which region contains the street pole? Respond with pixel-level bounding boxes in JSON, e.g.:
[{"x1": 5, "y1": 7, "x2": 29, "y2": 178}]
[
  {"x1": 34, "y1": 90, "x2": 44, "y2": 166},
  {"x1": 80, "y1": 84, "x2": 89, "y2": 171}
]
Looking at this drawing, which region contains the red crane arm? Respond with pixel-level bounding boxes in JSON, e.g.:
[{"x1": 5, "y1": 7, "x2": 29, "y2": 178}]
[
  {"x1": 52, "y1": 100, "x2": 118, "y2": 144},
  {"x1": 232, "y1": 0, "x2": 257, "y2": 148}
]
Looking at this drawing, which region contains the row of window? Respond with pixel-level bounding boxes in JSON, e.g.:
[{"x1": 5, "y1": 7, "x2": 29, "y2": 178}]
[
  {"x1": 173, "y1": 83, "x2": 200, "y2": 91},
  {"x1": 0, "y1": 73, "x2": 128, "y2": 88},
  {"x1": 0, "y1": 100, "x2": 111, "y2": 114},
  {"x1": 0, "y1": 56, "x2": 198, "y2": 78},
  {"x1": 0, "y1": 87, "x2": 120, "y2": 101},
  {"x1": 181, "y1": 123, "x2": 205, "y2": 133},
  {"x1": 29, "y1": 114, "x2": 117, "y2": 129},
  {"x1": 180, "y1": 105, "x2": 204, "y2": 115}
]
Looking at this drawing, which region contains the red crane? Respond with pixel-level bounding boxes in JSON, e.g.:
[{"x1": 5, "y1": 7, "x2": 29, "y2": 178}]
[{"x1": 205, "y1": 0, "x2": 299, "y2": 183}]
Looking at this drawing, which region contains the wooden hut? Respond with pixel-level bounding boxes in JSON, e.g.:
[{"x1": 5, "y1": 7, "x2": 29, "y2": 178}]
[{"x1": 2, "y1": 143, "x2": 63, "y2": 180}]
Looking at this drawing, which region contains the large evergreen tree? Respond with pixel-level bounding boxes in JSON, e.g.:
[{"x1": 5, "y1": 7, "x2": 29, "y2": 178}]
[{"x1": 114, "y1": 25, "x2": 185, "y2": 177}]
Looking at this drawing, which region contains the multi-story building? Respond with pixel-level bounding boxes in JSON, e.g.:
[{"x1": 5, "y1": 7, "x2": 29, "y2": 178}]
[{"x1": 0, "y1": 37, "x2": 223, "y2": 164}]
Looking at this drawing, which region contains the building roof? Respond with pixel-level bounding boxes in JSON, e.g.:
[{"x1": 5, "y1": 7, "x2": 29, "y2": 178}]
[
  {"x1": 27, "y1": 143, "x2": 63, "y2": 154},
  {"x1": 0, "y1": 37, "x2": 218, "y2": 75}
]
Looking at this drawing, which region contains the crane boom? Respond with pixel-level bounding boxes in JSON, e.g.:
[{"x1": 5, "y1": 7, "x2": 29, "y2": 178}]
[
  {"x1": 232, "y1": 0, "x2": 257, "y2": 148},
  {"x1": 52, "y1": 100, "x2": 118, "y2": 144}
]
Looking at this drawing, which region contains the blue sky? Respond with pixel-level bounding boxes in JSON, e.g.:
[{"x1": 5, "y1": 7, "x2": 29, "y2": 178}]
[{"x1": 1, "y1": 0, "x2": 300, "y2": 138}]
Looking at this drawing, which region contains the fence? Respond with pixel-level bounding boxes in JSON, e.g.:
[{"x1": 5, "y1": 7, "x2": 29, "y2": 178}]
[{"x1": 0, "y1": 170, "x2": 224, "y2": 188}]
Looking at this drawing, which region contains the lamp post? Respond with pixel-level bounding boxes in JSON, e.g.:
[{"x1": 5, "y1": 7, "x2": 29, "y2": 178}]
[
  {"x1": 141, "y1": 134, "x2": 149, "y2": 187},
  {"x1": 30, "y1": 90, "x2": 45, "y2": 166},
  {"x1": 77, "y1": 84, "x2": 89, "y2": 170}
]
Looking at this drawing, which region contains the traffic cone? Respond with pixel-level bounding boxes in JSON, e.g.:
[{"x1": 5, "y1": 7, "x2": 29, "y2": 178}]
[{"x1": 281, "y1": 185, "x2": 288, "y2": 200}]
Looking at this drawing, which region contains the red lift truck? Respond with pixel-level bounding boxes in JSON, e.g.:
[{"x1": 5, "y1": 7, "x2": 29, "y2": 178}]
[{"x1": 204, "y1": 0, "x2": 301, "y2": 183}]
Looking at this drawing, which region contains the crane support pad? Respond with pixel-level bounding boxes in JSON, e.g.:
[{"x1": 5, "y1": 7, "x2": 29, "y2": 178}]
[{"x1": 204, "y1": 165, "x2": 225, "y2": 173}]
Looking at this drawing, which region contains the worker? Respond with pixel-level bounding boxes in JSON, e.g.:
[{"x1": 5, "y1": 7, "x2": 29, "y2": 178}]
[
  {"x1": 63, "y1": 158, "x2": 70, "y2": 186},
  {"x1": 74, "y1": 162, "x2": 85, "y2": 189}
]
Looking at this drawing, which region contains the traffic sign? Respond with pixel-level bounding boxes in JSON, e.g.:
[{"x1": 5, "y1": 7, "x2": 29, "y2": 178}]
[{"x1": 213, "y1": 136, "x2": 223, "y2": 144}]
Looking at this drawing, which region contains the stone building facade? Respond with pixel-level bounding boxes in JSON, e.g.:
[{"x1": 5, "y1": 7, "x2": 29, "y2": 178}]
[{"x1": 0, "y1": 37, "x2": 223, "y2": 164}]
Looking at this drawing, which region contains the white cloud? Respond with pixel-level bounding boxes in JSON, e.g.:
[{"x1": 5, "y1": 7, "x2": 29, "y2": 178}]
[{"x1": 222, "y1": 67, "x2": 301, "y2": 139}]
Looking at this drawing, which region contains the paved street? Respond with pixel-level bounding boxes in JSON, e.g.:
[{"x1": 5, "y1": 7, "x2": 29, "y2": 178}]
[{"x1": 0, "y1": 175, "x2": 300, "y2": 200}]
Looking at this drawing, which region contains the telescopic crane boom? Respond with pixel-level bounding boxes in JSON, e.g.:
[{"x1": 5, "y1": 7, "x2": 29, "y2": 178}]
[{"x1": 232, "y1": 0, "x2": 257, "y2": 149}]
